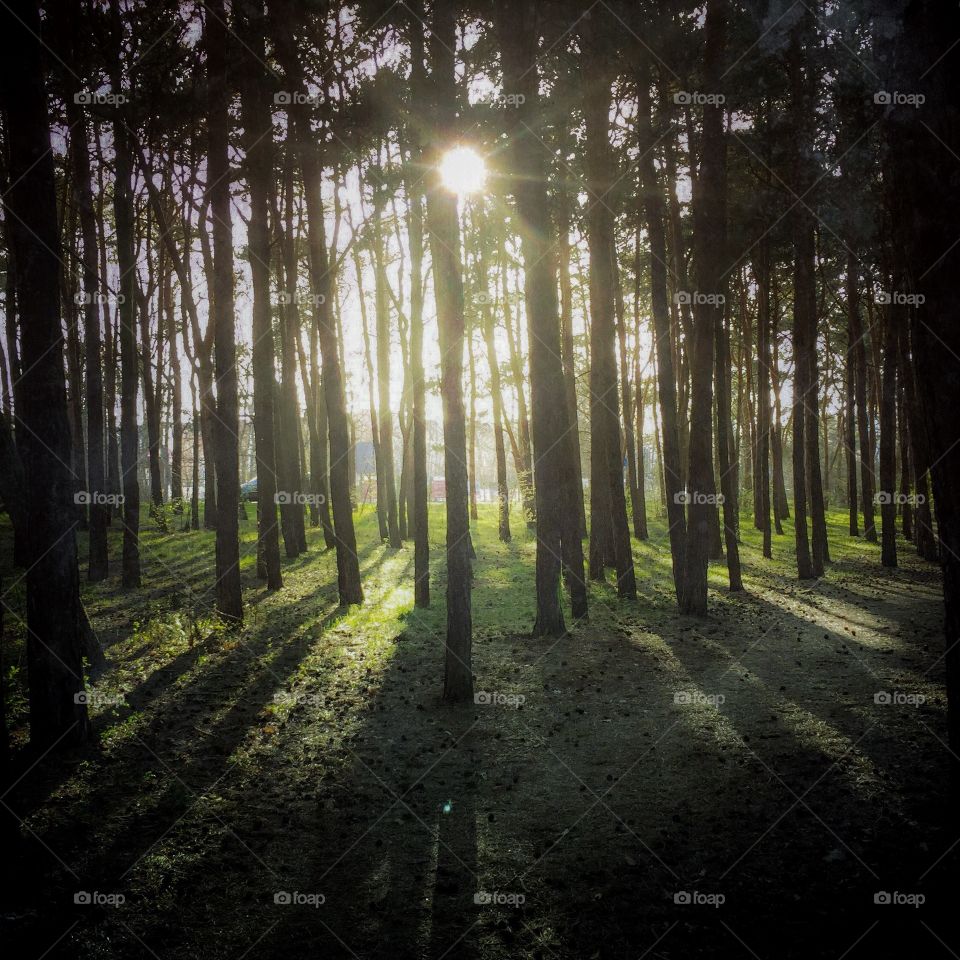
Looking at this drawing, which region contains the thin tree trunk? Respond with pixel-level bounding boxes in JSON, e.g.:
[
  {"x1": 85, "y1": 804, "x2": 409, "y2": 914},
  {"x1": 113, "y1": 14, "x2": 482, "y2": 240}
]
[
  {"x1": 680, "y1": 0, "x2": 727, "y2": 613},
  {"x1": 404, "y1": 13, "x2": 430, "y2": 607},
  {"x1": 637, "y1": 61, "x2": 686, "y2": 601},
  {"x1": 110, "y1": 0, "x2": 141, "y2": 587},
  {"x1": 582, "y1": 17, "x2": 636, "y2": 599},
  {"x1": 64, "y1": 62, "x2": 109, "y2": 580},
  {"x1": 206, "y1": 0, "x2": 242, "y2": 622},
  {"x1": 426, "y1": 0, "x2": 472, "y2": 697},
  {"x1": 237, "y1": 0, "x2": 282, "y2": 589}
]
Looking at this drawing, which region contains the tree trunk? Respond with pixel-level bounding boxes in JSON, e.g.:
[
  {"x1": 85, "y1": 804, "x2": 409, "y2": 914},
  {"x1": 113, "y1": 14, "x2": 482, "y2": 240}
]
[
  {"x1": 680, "y1": 0, "x2": 727, "y2": 614},
  {"x1": 557, "y1": 194, "x2": 587, "y2": 539},
  {"x1": 426, "y1": 0, "x2": 472, "y2": 697},
  {"x1": 237, "y1": 0, "x2": 282, "y2": 589},
  {"x1": 756, "y1": 243, "x2": 773, "y2": 559},
  {"x1": 0, "y1": 0, "x2": 91, "y2": 748},
  {"x1": 64, "y1": 57, "x2": 109, "y2": 580},
  {"x1": 614, "y1": 244, "x2": 643, "y2": 541},
  {"x1": 788, "y1": 10, "x2": 815, "y2": 580},
  {"x1": 879, "y1": 296, "x2": 898, "y2": 568},
  {"x1": 582, "y1": 16, "x2": 636, "y2": 599},
  {"x1": 637, "y1": 61, "x2": 686, "y2": 602},
  {"x1": 206, "y1": 0, "x2": 242, "y2": 623},
  {"x1": 110, "y1": 0, "x2": 141, "y2": 587},
  {"x1": 404, "y1": 13, "x2": 430, "y2": 607},
  {"x1": 373, "y1": 197, "x2": 402, "y2": 547}
]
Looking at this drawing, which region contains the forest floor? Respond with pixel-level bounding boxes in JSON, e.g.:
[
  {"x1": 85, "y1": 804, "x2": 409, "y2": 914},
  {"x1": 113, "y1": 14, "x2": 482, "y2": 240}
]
[{"x1": 1, "y1": 503, "x2": 957, "y2": 959}]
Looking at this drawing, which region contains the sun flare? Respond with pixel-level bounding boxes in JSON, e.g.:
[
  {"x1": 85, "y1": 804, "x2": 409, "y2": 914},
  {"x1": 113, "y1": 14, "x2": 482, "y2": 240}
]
[{"x1": 439, "y1": 146, "x2": 487, "y2": 195}]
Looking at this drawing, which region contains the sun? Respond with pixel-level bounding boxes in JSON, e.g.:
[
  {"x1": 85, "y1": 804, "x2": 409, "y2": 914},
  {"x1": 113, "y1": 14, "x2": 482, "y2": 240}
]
[{"x1": 440, "y1": 146, "x2": 487, "y2": 195}]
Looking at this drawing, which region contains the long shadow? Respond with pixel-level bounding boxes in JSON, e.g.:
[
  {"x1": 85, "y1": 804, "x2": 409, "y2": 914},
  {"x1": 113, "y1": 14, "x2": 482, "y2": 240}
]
[
  {"x1": 4, "y1": 515, "x2": 955, "y2": 960},
  {"x1": 1, "y1": 546, "x2": 404, "y2": 957}
]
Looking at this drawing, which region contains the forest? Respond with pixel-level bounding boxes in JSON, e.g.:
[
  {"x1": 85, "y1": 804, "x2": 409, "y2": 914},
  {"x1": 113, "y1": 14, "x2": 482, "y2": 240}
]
[{"x1": 1, "y1": 0, "x2": 959, "y2": 957}]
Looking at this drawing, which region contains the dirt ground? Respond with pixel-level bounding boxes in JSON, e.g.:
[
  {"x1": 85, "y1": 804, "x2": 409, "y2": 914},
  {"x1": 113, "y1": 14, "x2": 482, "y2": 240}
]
[{"x1": 1, "y1": 506, "x2": 957, "y2": 959}]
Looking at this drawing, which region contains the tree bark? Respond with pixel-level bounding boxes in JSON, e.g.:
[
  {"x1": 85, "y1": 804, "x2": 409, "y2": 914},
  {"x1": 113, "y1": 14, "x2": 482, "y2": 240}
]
[
  {"x1": 637, "y1": 62, "x2": 686, "y2": 602},
  {"x1": 582, "y1": 16, "x2": 636, "y2": 600},
  {"x1": 426, "y1": 0, "x2": 472, "y2": 697},
  {"x1": 237, "y1": 0, "x2": 282, "y2": 589},
  {"x1": 680, "y1": 0, "x2": 727, "y2": 614},
  {"x1": 0, "y1": 0, "x2": 91, "y2": 748},
  {"x1": 206, "y1": 0, "x2": 242, "y2": 622}
]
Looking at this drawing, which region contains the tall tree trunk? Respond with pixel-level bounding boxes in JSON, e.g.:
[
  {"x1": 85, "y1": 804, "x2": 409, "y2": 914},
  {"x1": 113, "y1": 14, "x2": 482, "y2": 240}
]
[
  {"x1": 614, "y1": 244, "x2": 642, "y2": 541},
  {"x1": 788, "y1": 10, "x2": 815, "y2": 580},
  {"x1": 277, "y1": 165, "x2": 307, "y2": 556},
  {"x1": 64, "y1": 56, "x2": 109, "y2": 580},
  {"x1": 680, "y1": 0, "x2": 727, "y2": 614},
  {"x1": 481, "y1": 290, "x2": 511, "y2": 543},
  {"x1": 637, "y1": 61, "x2": 686, "y2": 601},
  {"x1": 879, "y1": 296, "x2": 898, "y2": 568},
  {"x1": 582, "y1": 16, "x2": 636, "y2": 599},
  {"x1": 897, "y1": 379, "x2": 912, "y2": 541},
  {"x1": 756, "y1": 243, "x2": 773, "y2": 558},
  {"x1": 110, "y1": 0, "x2": 141, "y2": 587},
  {"x1": 500, "y1": 0, "x2": 588, "y2": 628},
  {"x1": 0, "y1": 0, "x2": 91, "y2": 747},
  {"x1": 405, "y1": 11, "x2": 430, "y2": 607},
  {"x1": 500, "y1": 240, "x2": 535, "y2": 527},
  {"x1": 206, "y1": 0, "x2": 242, "y2": 623},
  {"x1": 373, "y1": 197, "x2": 401, "y2": 546},
  {"x1": 887, "y1": 0, "x2": 960, "y2": 788},
  {"x1": 845, "y1": 256, "x2": 859, "y2": 536},
  {"x1": 716, "y1": 307, "x2": 743, "y2": 590},
  {"x1": 426, "y1": 0, "x2": 472, "y2": 696},
  {"x1": 237, "y1": 0, "x2": 282, "y2": 589},
  {"x1": 557, "y1": 194, "x2": 587, "y2": 539}
]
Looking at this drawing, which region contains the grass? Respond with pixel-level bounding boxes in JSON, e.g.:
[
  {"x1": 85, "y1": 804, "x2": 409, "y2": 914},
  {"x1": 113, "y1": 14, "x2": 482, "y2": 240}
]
[{"x1": 1, "y1": 499, "x2": 956, "y2": 959}]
